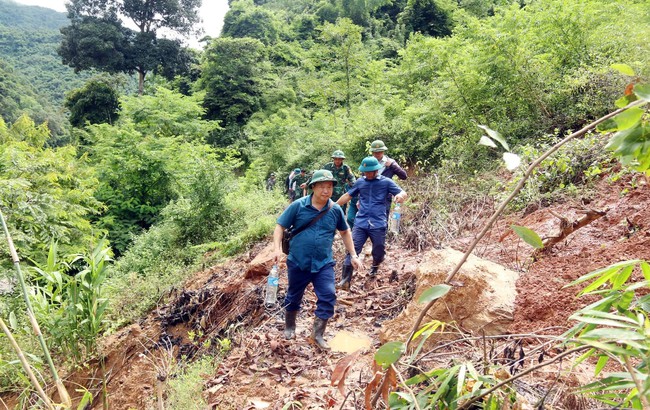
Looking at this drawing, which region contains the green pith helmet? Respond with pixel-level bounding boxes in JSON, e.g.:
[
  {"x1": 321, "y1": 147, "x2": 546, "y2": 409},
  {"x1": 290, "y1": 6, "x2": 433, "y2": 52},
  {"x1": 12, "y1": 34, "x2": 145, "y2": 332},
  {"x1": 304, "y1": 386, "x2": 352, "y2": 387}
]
[
  {"x1": 294, "y1": 168, "x2": 301, "y2": 173},
  {"x1": 331, "y1": 149, "x2": 346, "y2": 159},
  {"x1": 370, "y1": 140, "x2": 388, "y2": 152},
  {"x1": 358, "y1": 156, "x2": 382, "y2": 172},
  {"x1": 308, "y1": 169, "x2": 339, "y2": 188}
]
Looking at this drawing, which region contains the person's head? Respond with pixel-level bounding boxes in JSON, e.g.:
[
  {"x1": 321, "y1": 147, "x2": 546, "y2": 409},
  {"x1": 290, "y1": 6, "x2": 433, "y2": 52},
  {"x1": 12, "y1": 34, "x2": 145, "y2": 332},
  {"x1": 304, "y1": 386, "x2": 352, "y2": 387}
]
[
  {"x1": 358, "y1": 156, "x2": 382, "y2": 180},
  {"x1": 370, "y1": 140, "x2": 387, "y2": 161},
  {"x1": 294, "y1": 168, "x2": 301, "y2": 175},
  {"x1": 270, "y1": 172, "x2": 276, "y2": 178},
  {"x1": 308, "y1": 169, "x2": 338, "y2": 200},
  {"x1": 331, "y1": 149, "x2": 346, "y2": 167},
  {"x1": 300, "y1": 169, "x2": 306, "y2": 175}
]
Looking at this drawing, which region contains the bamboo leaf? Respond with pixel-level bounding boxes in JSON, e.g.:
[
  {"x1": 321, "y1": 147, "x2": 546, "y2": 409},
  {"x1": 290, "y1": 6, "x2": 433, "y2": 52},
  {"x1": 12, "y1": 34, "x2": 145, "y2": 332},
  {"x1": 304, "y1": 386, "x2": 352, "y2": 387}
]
[
  {"x1": 568, "y1": 315, "x2": 636, "y2": 329},
  {"x1": 581, "y1": 328, "x2": 644, "y2": 341},
  {"x1": 511, "y1": 225, "x2": 543, "y2": 249},
  {"x1": 641, "y1": 262, "x2": 650, "y2": 282},
  {"x1": 478, "y1": 136, "x2": 497, "y2": 148},
  {"x1": 611, "y1": 265, "x2": 634, "y2": 290},
  {"x1": 595, "y1": 355, "x2": 609, "y2": 376},
  {"x1": 8, "y1": 311, "x2": 18, "y2": 330},
  {"x1": 430, "y1": 365, "x2": 459, "y2": 404},
  {"x1": 375, "y1": 341, "x2": 406, "y2": 368},
  {"x1": 566, "y1": 260, "x2": 640, "y2": 288},
  {"x1": 573, "y1": 309, "x2": 640, "y2": 325},
  {"x1": 477, "y1": 125, "x2": 509, "y2": 151},
  {"x1": 456, "y1": 364, "x2": 467, "y2": 397},
  {"x1": 578, "y1": 339, "x2": 631, "y2": 356},
  {"x1": 579, "y1": 269, "x2": 620, "y2": 295},
  {"x1": 417, "y1": 284, "x2": 451, "y2": 304}
]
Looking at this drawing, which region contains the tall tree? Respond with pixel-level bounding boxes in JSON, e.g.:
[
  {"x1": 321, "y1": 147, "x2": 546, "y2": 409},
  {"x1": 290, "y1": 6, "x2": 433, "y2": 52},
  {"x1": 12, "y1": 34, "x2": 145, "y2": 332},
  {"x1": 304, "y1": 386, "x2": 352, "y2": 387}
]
[
  {"x1": 398, "y1": 0, "x2": 454, "y2": 38},
  {"x1": 58, "y1": 0, "x2": 201, "y2": 94},
  {"x1": 198, "y1": 37, "x2": 266, "y2": 132},
  {"x1": 65, "y1": 78, "x2": 121, "y2": 128},
  {"x1": 221, "y1": 0, "x2": 280, "y2": 45}
]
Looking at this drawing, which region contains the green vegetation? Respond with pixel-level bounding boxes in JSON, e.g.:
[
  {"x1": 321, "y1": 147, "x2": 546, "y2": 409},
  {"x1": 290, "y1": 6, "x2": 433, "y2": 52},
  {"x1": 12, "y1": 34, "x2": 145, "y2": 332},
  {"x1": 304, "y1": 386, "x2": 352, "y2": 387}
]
[
  {"x1": 59, "y1": 0, "x2": 201, "y2": 94},
  {"x1": 0, "y1": 0, "x2": 89, "y2": 137},
  {"x1": 0, "y1": 0, "x2": 649, "y2": 407}
]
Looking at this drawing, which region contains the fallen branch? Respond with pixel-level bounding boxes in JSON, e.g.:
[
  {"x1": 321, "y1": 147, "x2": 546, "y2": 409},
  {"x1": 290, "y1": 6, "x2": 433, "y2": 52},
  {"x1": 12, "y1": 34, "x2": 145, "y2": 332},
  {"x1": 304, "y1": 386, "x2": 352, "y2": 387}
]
[{"x1": 541, "y1": 209, "x2": 608, "y2": 250}]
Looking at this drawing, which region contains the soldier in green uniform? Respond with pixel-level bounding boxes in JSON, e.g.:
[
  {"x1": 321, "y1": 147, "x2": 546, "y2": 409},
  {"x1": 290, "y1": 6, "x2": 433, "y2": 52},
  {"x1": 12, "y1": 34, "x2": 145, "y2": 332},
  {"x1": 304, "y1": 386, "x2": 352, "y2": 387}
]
[
  {"x1": 291, "y1": 169, "x2": 309, "y2": 200},
  {"x1": 322, "y1": 150, "x2": 356, "y2": 213}
]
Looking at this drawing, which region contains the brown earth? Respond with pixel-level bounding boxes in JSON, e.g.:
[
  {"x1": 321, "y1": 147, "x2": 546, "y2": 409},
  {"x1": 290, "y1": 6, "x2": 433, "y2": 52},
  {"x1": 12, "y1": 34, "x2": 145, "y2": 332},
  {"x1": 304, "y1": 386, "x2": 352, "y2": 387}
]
[{"x1": 6, "y1": 173, "x2": 649, "y2": 409}]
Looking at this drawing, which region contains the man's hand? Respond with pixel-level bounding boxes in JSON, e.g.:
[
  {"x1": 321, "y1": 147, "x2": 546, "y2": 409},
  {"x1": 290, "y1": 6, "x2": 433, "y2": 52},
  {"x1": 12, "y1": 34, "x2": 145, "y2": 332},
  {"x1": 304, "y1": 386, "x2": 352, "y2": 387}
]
[
  {"x1": 351, "y1": 255, "x2": 363, "y2": 271},
  {"x1": 272, "y1": 248, "x2": 283, "y2": 264},
  {"x1": 395, "y1": 191, "x2": 407, "y2": 203}
]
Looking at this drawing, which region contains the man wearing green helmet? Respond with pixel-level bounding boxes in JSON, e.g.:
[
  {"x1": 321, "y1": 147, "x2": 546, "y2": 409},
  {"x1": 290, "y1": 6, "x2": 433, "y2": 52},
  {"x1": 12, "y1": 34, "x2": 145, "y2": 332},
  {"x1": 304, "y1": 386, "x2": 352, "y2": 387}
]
[
  {"x1": 287, "y1": 168, "x2": 301, "y2": 201},
  {"x1": 273, "y1": 170, "x2": 362, "y2": 350},
  {"x1": 322, "y1": 149, "x2": 356, "y2": 209},
  {"x1": 335, "y1": 157, "x2": 407, "y2": 290},
  {"x1": 370, "y1": 139, "x2": 407, "y2": 217},
  {"x1": 266, "y1": 172, "x2": 277, "y2": 191},
  {"x1": 291, "y1": 169, "x2": 309, "y2": 201}
]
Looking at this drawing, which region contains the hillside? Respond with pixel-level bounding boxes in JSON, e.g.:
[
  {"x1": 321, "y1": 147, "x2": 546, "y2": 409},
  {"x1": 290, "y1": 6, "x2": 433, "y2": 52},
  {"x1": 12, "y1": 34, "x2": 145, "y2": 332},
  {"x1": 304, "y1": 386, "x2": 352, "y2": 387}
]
[
  {"x1": 0, "y1": 0, "x2": 67, "y2": 29},
  {"x1": 0, "y1": 0, "x2": 87, "y2": 135}
]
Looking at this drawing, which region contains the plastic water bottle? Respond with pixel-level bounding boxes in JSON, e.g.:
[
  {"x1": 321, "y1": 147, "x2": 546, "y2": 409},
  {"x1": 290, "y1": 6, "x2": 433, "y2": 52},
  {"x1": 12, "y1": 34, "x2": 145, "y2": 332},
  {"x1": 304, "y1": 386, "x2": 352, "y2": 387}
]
[
  {"x1": 390, "y1": 203, "x2": 401, "y2": 234},
  {"x1": 264, "y1": 265, "x2": 279, "y2": 308}
]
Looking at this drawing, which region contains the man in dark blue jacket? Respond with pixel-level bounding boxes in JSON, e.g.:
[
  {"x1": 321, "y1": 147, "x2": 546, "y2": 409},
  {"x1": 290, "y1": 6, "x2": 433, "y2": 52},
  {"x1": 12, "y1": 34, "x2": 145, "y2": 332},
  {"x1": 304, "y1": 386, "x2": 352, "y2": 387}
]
[{"x1": 335, "y1": 157, "x2": 407, "y2": 290}]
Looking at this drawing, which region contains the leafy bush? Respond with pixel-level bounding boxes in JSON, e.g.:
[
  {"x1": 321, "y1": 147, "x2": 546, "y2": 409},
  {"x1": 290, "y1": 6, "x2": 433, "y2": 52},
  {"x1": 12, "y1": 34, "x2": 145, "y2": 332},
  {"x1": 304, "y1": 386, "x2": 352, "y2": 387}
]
[
  {"x1": 201, "y1": 179, "x2": 288, "y2": 258},
  {"x1": 164, "y1": 355, "x2": 215, "y2": 409},
  {"x1": 103, "y1": 221, "x2": 200, "y2": 329},
  {"x1": 500, "y1": 133, "x2": 614, "y2": 211},
  {"x1": 30, "y1": 240, "x2": 111, "y2": 362}
]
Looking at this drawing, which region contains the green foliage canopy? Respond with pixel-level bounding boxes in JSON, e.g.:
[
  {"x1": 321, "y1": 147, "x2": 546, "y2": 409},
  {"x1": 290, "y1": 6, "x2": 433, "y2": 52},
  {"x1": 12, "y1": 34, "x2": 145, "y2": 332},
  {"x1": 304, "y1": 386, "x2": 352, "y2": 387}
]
[
  {"x1": 60, "y1": 0, "x2": 201, "y2": 94},
  {"x1": 65, "y1": 78, "x2": 121, "y2": 127}
]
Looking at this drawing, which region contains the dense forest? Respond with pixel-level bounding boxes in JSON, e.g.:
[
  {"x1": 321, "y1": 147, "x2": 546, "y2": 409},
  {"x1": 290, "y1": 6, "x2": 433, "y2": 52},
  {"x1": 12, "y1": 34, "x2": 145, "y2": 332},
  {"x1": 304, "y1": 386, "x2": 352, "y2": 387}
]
[{"x1": 0, "y1": 0, "x2": 649, "y2": 408}]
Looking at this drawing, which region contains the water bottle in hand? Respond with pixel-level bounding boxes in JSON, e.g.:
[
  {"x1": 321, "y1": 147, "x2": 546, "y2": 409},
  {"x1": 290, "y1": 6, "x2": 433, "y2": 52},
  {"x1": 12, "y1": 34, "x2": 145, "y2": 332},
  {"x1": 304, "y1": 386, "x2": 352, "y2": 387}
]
[
  {"x1": 390, "y1": 203, "x2": 401, "y2": 234},
  {"x1": 264, "y1": 265, "x2": 279, "y2": 308}
]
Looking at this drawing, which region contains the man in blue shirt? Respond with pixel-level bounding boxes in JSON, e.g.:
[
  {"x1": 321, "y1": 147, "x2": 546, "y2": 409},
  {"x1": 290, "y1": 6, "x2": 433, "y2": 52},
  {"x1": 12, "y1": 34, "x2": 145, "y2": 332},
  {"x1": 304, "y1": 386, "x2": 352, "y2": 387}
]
[
  {"x1": 273, "y1": 170, "x2": 362, "y2": 350},
  {"x1": 335, "y1": 156, "x2": 407, "y2": 290}
]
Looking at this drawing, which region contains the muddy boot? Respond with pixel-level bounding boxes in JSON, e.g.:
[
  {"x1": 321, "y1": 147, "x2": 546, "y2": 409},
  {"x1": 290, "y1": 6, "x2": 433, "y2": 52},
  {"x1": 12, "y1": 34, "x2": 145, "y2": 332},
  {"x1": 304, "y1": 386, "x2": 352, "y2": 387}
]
[
  {"x1": 311, "y1": 317, "x2": 330, "y2": 350},
  {"x1": 336, "y1": 265, "x2": 353, "y2": 291},
  {"x1": 369, "y1": 265, "x2": 379, "y2": 277},
  {"x1": 284, "y1": 310, "x2": 297, "y2": 340}
]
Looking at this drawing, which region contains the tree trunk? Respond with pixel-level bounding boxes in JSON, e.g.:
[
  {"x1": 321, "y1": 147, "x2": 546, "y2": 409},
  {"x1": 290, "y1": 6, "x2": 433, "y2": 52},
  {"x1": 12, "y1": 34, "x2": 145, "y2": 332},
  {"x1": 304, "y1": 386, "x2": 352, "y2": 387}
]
[{"x1": 138, "y1": 70, "x2": 145, "y2": 95}]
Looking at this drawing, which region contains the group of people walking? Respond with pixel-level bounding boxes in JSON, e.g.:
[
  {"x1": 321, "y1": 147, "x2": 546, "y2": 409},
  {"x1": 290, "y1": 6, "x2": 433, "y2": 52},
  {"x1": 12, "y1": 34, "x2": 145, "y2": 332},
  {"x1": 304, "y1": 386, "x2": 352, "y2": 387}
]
[{"x1": 271, "y1": 140, "x2": 408, "y2": 350}]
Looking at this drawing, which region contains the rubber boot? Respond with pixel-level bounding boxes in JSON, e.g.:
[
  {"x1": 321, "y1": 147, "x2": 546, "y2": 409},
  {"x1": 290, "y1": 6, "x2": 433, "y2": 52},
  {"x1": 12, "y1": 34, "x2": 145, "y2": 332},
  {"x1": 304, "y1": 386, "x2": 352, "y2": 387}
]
[
  {"x1": 311, "y1": 317, "x2": 330, "y2": 350},
  {"x1": 284, "y1": 310, "x2": 297, "y2": 340},
  {"x1": 336, "y1": 265, "x2": 353, "y2": 291},
  {"x1": 369, "y1": 265, "x2": 379, "y2": 277}
]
